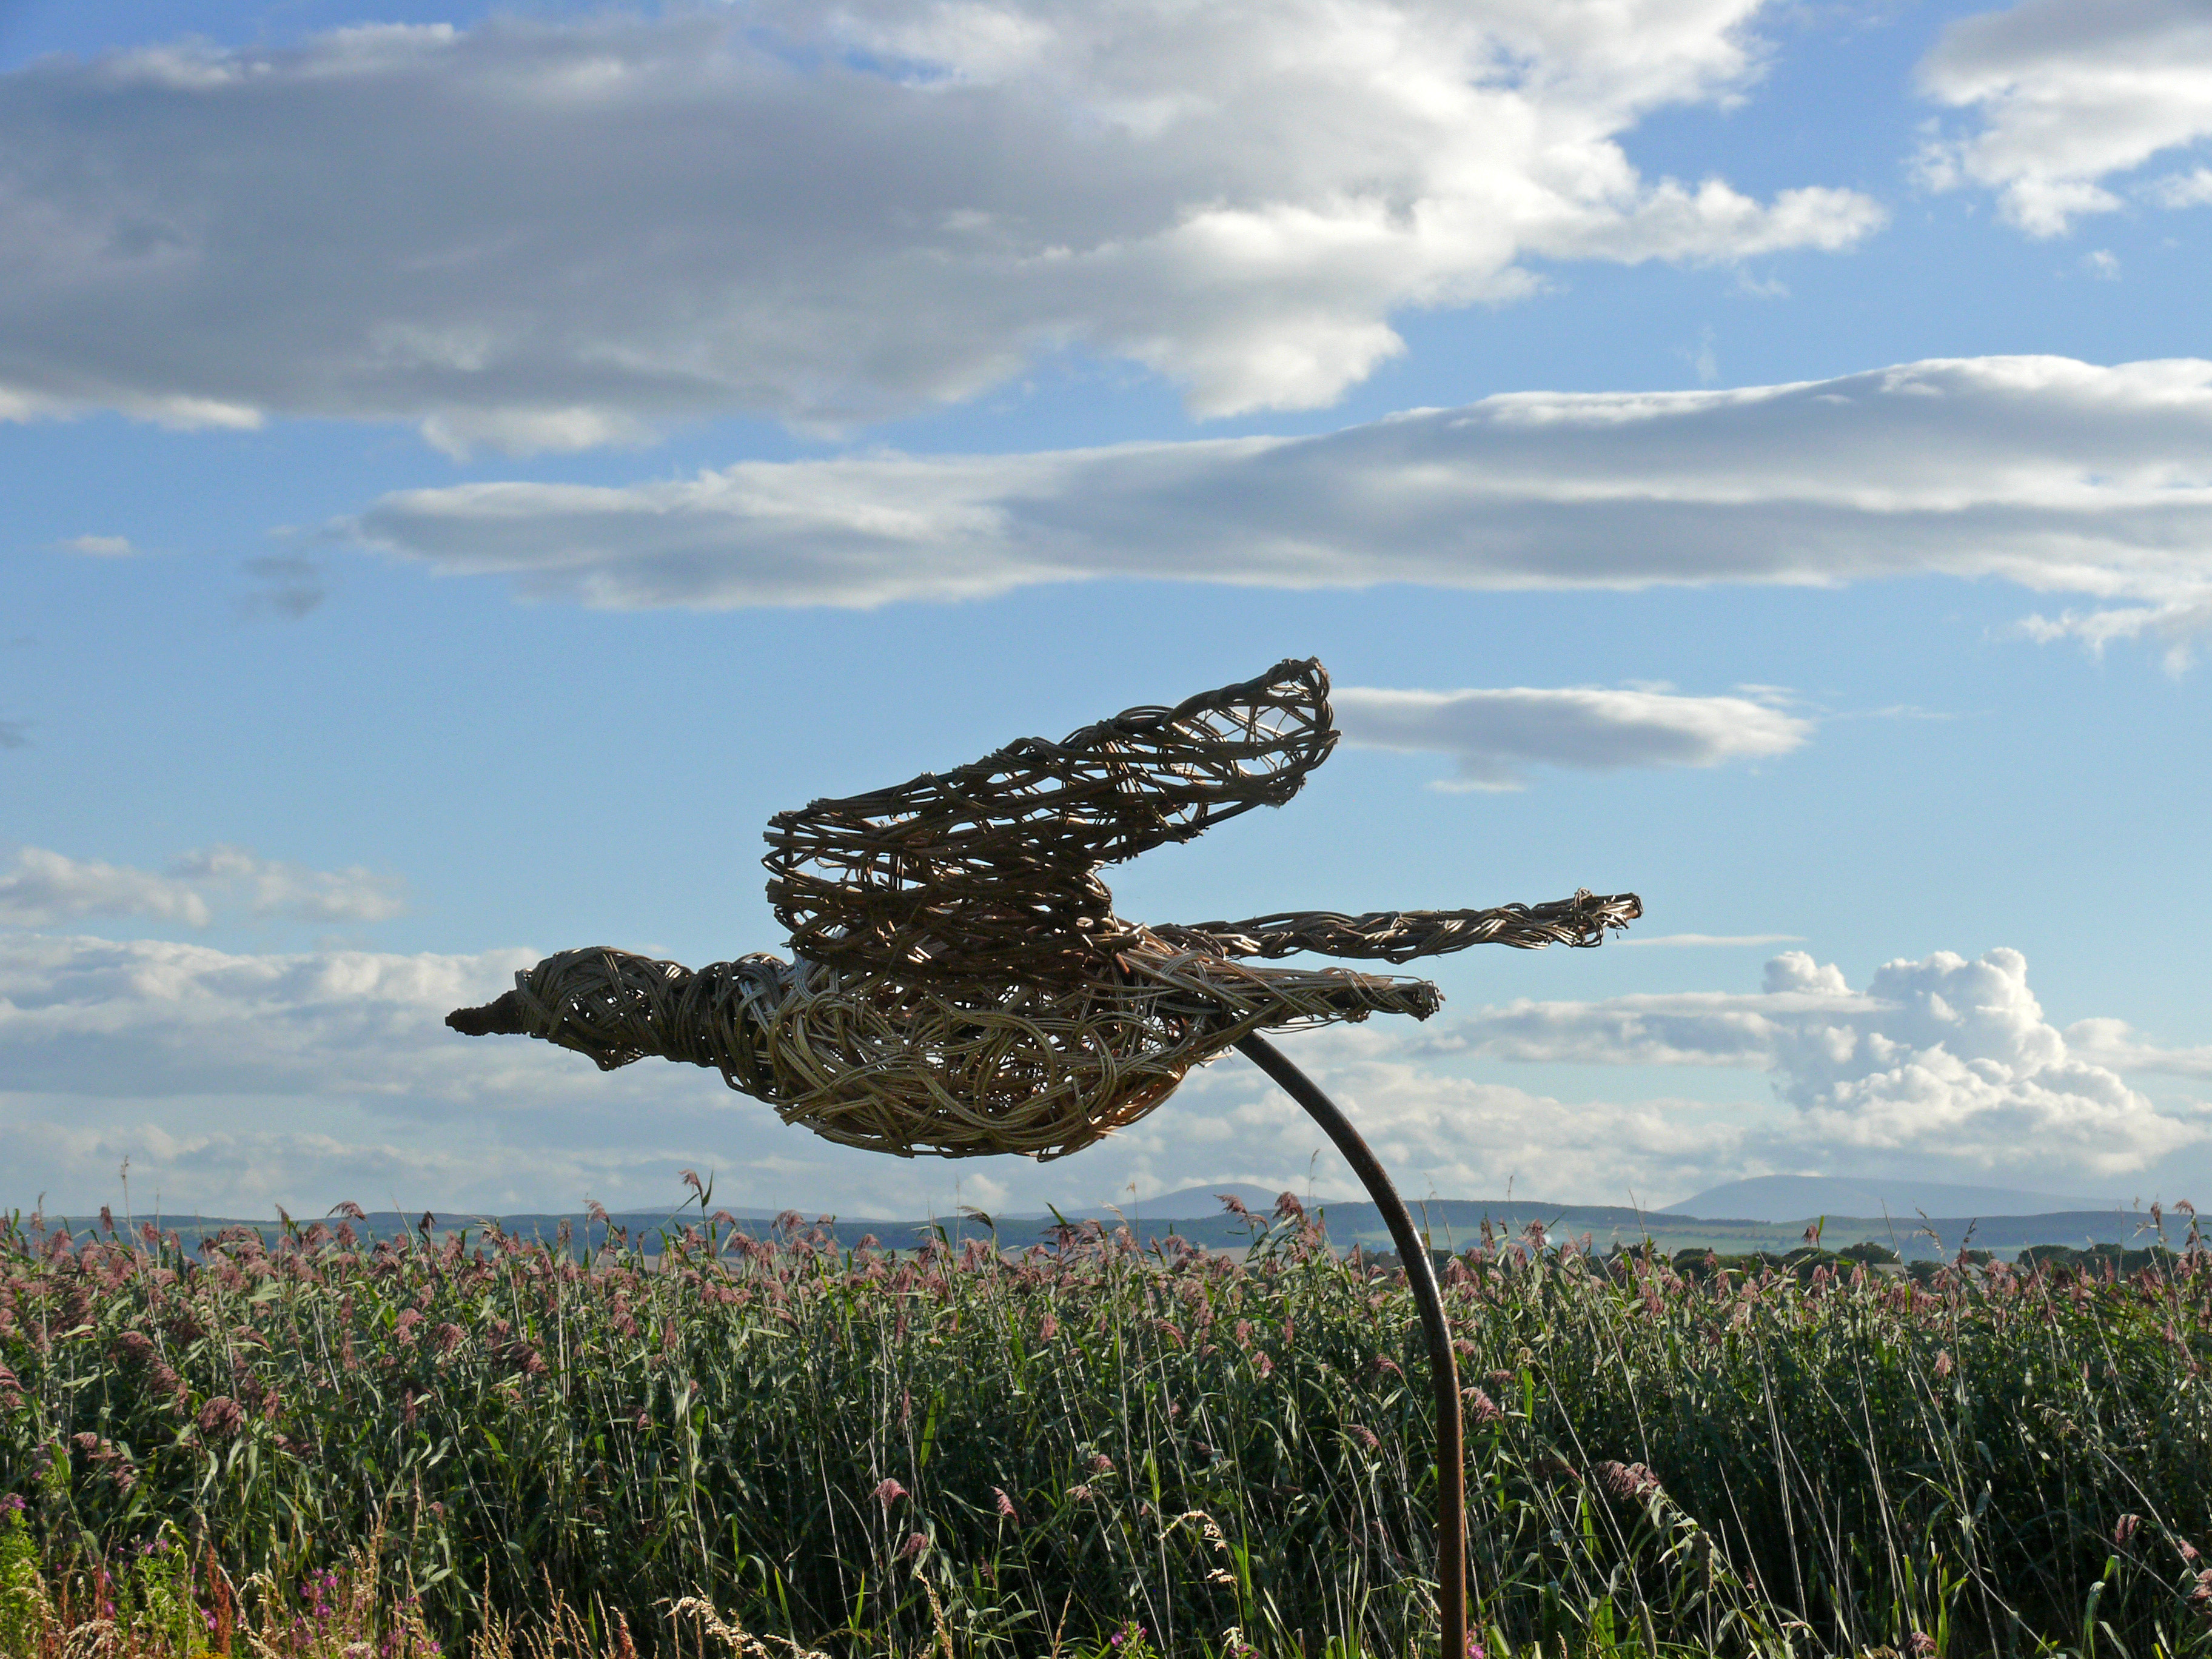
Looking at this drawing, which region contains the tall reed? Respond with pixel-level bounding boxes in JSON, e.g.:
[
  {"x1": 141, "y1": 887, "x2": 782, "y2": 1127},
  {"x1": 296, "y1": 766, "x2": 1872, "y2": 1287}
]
[{"x1": 3, "y1": 1197, "x2": 2208, "y2": 1658}]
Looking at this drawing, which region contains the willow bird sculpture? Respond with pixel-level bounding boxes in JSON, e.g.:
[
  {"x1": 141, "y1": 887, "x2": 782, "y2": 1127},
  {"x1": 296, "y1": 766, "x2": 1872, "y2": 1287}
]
[
  {"x1": 447, "y1": 655, "x2": 1638, "y2": 1655},
  {"x1": 447, "y1": 657, "x2": 1637, "y2": 1161}
]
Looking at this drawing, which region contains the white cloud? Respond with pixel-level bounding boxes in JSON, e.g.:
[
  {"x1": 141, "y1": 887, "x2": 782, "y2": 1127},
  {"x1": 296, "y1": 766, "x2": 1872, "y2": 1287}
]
[
  {"x1": 2148, "y1": 166, "x2": 2212, "y2": 206},
  {"x1": 2066, "y1": 1017, "x2": 2212, "y2": 1079},
  {"x1": 1435, "y1": 947, "x2": 2208, "y2": 1179},
  {"x1": 1144, "y1": 1026, "x2": 1751, "y2": 1211},
  {"x1": 167, "y1": 845, "x2": 405, "y2": 923},
  {"x1": 0, "y1": 2, "x2": 1881, "y2": 447},
  {"x1": 1917, "y1": 0, "x2": 2212, "y2": 235},
  {"x1": 62, "y1": 534, "x2": 133, "y2": 557},
  {"x1": 0, "y1": 928, "x2": 1264, "y2": 1216},
  {"x1": 1333, "y1": 683, "x2": 1808, "y2": 789},
  {"x1": 0, "y1": 844, "x2": 404, "y2": 928},
  {"x1": 353, "y1": 355, "x2": 2212, "y2": 650},
  {"x1": 5, "y1": 929, "x2": 2205, "y2": 1216},
  {"x1": 0, "y1": 931, "x2": 547, "y2": 1101},
  {"x1": 0, "y1": 848, "x2": 213, "y2": 929}
]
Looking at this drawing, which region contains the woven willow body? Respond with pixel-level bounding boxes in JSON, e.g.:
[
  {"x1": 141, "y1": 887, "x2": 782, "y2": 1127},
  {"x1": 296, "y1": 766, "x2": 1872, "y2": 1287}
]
[{"x1": 448, "y1": 659, "x2": 1638, "y2": 1159}]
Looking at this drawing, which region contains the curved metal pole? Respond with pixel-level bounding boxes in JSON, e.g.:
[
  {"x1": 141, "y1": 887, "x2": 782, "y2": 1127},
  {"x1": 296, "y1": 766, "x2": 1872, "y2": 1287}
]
[{"x1": 1235, "y1": 1032, "x2": 1466, "y2": 1659}]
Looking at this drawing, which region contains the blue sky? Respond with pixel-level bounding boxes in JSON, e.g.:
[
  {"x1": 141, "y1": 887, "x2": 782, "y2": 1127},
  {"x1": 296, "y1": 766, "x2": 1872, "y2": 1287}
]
[{"x1": 5, "y1": 0, "x2": 2212, "y2": 1221}]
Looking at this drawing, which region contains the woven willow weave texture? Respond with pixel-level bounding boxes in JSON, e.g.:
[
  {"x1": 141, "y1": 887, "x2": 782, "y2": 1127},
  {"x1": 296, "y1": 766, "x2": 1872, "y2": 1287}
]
[{"x1": 448, "y1": 659, "x2": 1640, "y2": 1159}]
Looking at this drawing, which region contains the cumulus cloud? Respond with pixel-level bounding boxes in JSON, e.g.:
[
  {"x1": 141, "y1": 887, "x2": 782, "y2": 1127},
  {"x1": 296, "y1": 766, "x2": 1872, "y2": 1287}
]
[
  {"x1": 354, "y1": 355, "x2": 2212, "y2": 648},
  {"x1": 1333, "y1": 683, "x2": 1808, "y2": 789},
  {"x1": 7, "y1": 928, "x2": 2205, "y2": 1216},
  {"x1": 1917, "y1": 0, "x2": 2212, "y2": 235},
  {"x1": 0, "y1": 845, "x2": 404, "y2": 928},
  {"x1": 0, "y1": 2, "x2": 1881, "y2": 446},
  {"x1": 1435, "y1": 947, "x2": 2208, "y2": 1179}
]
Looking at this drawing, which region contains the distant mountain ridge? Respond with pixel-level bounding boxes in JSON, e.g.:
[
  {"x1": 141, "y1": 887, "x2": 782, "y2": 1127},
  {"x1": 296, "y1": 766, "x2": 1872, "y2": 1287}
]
[{"x1": 1661, "y1": 1175, "x2": 2121, "y2": 1223}]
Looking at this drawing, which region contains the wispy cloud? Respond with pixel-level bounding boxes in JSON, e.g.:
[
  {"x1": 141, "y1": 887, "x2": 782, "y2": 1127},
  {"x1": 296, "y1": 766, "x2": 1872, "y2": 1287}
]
[
  {"x1": 0, "y1": 2, "x2": 1879, "y2": 449},
  {"x1": 241, "y1": 556, "x2": 329, "y2": 620},
  {"x1": 0, "y1": 845, "x2": 404, "y2": 928},
  {"x1": 354, "y1": 355, "x2": 2212, "y2": 651},
  {"x1": 1916, "y1": 0, "x2": 2212, "y2": 235},
  {"x1": 61, "y1": 534, "x2": 133, "y2": 557},
  {"x1": 1333, "y1": 683, "x2": 1809, "y2": 789}
]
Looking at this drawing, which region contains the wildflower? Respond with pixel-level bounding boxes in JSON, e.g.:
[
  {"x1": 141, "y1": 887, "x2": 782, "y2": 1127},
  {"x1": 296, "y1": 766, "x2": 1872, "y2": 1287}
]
[
  {"x1": 1068, "y1": 1484, "x2": 1094, "y2": 1503},
  {"x1": 1466, "y1": 1641, "x2": 1487, "y2": 1659},
  {"x1": 1110, "y1": 1623, "x2": 1146, "y2": 1650},
  {"x1": 1934, "y1": 1349, "x2": 1954, "y2": 1379},
  {"x1": 898, "y1": 1532, "x2": 928, "y2": 1560},
  {"x1": 1347, "y1": 1424, "x2": 1381, "y2": 1452},
  {"x1": 873, "y1": 1478, "x2": 908, "y2": 1509},
  {"x1": 1090, "y1": 1453, "x2": 1114, "y2": 1475},
  {"x1": 2114, "y1": 1514, "x2": 2142, "y2": 1546},
  {"x1": 1464, "y1": 1387, "x2": 1504, "y2": 1425},
  {"x1": 196, "y1": 1396, "x2": 247, "y2": 1439},
  {"x1": 993, "y1": 1486, "x2": 1021, "y2": 1522},
  {"x1": 1909, "y1": 1632, "x2": 1937, "y2": 1657}
]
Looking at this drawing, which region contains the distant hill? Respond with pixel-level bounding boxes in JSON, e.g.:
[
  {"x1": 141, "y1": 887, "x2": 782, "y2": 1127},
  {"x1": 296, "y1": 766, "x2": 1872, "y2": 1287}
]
[
  {"x1": 1062, "y1": 1183, "x2": 1293, "y2": 1219},
  {"x1": 19, "y1": 1193, "x2": 2174, "y2": 1262},
  {"x1": 1662, "y1": 1175, "x2": 2119, "y2": 1222}
]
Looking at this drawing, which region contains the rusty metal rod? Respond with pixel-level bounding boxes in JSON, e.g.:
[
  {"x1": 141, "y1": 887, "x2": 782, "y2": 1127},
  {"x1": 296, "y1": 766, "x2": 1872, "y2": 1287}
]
[{"x1": 1234, "y1": 1031, "x2": 1466, "y2": 1659}]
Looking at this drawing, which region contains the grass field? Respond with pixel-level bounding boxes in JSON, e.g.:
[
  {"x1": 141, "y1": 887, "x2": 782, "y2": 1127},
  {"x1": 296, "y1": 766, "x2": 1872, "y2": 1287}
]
[{"x1": 3, "y1": 1196, "x2": 2210, "y2": 1658}]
